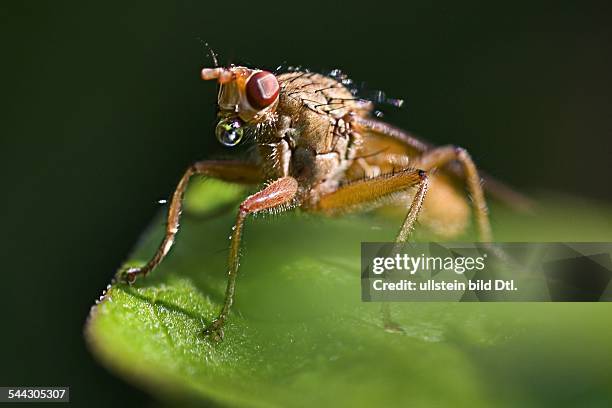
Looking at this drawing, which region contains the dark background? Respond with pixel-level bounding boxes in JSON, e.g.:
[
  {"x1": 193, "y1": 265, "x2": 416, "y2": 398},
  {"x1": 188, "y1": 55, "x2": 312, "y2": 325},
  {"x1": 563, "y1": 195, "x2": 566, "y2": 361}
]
[{"x1": 1, "y1": 1, "x2": 610, "y2": 406}]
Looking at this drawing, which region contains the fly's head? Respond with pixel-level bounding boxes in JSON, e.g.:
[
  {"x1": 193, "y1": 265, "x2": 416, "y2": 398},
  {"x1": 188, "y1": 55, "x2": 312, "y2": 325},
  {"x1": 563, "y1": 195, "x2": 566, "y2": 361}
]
[{"x1": 201, "y1": 66, "x2": 280, "y2": 146}]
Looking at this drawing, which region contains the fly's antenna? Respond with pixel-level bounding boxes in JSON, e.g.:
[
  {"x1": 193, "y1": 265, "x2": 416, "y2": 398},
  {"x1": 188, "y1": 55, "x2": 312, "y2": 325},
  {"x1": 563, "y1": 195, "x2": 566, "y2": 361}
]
[
  {"x1": 197, "y1": 40, "x2": 234, "y2": 84},
  {"x1": 201, "y1": 67, "x2": 234, "y2": 84},
  {"x1": 205, "y1": 42, "x2": 219, "y2": 68},
  {"x1": 197, "y1": 38, "x2": 220, "y2": 68}
]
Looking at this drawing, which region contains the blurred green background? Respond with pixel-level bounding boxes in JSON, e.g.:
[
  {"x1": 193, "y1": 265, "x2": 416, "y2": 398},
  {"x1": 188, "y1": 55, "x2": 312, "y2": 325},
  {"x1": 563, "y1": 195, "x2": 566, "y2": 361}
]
[{"x1": 0, "y1": 1, "x2": 610, "y2": 406}]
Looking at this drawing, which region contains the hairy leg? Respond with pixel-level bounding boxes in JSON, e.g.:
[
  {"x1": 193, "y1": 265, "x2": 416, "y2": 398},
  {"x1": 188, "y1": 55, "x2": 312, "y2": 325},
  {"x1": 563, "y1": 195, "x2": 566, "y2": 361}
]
[
  {"x1": 205, "y1": 177, "x2": 298, "y2": 341},
  {"x1": 314, "y1": 169, "x2": 429, "y2": 333},
  {"x1": 118, "y1": 160, "x2": 262, "y2": 283},
  {"x1": 315, "y1": 169, "x2": 429, "y2": 242}
]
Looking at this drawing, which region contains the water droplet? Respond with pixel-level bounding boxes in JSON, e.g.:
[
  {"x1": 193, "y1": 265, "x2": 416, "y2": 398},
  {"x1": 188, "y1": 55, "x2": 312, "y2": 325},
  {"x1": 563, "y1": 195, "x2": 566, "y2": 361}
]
[
  {"x1": 329, "y1": 68, "x2": 342, "y2": 77},
  {"x1": 388, "y1": 98, "x2": 404, "y2": 108}
]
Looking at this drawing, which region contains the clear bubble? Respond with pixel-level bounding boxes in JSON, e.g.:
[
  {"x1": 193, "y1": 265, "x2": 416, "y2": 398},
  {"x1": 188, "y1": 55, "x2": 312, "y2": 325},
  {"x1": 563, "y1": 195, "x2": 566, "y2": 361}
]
[{"x1": 215, "y1": 118, "x2": 244, "y2": 146}]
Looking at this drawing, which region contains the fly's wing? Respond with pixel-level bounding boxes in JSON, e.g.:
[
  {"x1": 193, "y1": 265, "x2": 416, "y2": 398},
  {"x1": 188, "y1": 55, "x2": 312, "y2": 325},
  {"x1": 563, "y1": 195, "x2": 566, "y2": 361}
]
[{"x1": 352, "y1": 117, "x2": 535, "y2": 212}]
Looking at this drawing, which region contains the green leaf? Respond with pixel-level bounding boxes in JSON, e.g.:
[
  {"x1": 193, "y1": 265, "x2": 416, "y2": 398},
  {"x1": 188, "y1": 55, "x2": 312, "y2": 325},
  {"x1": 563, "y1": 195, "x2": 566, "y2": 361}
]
[{"x1": 86, "y1": 180, "x2": 612, "y2": 407}]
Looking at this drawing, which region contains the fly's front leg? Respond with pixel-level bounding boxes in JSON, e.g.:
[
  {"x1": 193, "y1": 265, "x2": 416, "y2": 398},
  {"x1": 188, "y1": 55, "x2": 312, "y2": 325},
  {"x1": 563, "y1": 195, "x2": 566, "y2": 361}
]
[
  {"x1": 204, "y1": 177, "x2": 298, "y2": 341},
  {"x1": 118, "y1": 160, "x2": 262, "y2": 283},
  {"x1": 315, "y1": 169, "x2": 429, "y2": 242},
  {"x1": 414, "y1": 146, "x2": 492, "y2": 242}
]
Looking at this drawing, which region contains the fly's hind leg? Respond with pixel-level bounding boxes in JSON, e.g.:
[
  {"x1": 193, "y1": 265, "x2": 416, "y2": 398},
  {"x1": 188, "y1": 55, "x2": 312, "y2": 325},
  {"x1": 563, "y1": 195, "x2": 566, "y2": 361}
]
[
  {"x1": 414, "y1": 146, "x2": 492, "y2": 241},
  {"x1": 314, "y1": 168, "x2": 429, "y2": 333},
  {"x1": 118, "y1": 160, "x2": 263, "y2": 283},
  {"x1": 351, "y1": 117, "x2": 493, "y2": 241},
  {"x1": 315, "y1": 168, "x2": 429, "y2": 242},
  {"x1": 204, "y1": 177, "x2": 298, "y2": 341}
]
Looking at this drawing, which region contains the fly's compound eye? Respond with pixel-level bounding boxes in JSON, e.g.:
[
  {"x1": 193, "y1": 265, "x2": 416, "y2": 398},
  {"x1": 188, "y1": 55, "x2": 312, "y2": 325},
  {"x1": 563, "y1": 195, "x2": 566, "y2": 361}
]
[
  {"x1": 215, "y1": 118, "x2": 244, "y2": 146},
  {"x1": 245, "y1": 71, "x2": 280, "y2": 110}
]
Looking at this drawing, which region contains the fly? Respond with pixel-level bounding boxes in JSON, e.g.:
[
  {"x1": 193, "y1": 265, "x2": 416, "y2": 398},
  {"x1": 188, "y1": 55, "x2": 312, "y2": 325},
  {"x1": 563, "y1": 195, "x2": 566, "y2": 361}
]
[{"x1": 118, "y1": 64, "x2": 530, "y2": 341}]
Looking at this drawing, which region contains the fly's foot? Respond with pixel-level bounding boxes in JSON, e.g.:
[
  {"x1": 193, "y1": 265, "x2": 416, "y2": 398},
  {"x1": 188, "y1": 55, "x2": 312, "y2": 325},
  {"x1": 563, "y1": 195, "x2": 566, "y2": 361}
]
[
  {"x1": 203, "y1": 319, "x2": 225, "y2": 342},
  {"x1": 383, "y1": 320, "x2": 405, "y2": 334},
  {"x1": 382, "y1": 304, "x2": 405, "y2": 334},
  {"x1": 117, "y1": 266, "x2": 146, "y2": 285}
]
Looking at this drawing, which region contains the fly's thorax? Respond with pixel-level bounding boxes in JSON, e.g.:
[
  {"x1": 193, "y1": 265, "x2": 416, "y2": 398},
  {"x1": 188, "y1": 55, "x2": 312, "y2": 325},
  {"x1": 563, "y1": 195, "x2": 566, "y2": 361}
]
[
  {"x1": 276, "y1": 71, "x2": 371, "y2": 156},
  {"x1": 277, "y1": 72, "x2": 371, "y2": 120},
  {"x1": 289, "y1": 147, "x2": 340, "y2": 188},
  {"x1": 236, "y1": 70, "x2": 369, "y2": 183},
  {"x1": 254, "y1": 124, "x2": 291, "y2": 180}
]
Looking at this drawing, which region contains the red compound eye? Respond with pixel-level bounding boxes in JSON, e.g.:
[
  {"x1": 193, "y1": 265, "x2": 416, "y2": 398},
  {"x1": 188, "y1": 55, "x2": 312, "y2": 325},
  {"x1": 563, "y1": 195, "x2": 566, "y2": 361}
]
[{"x1": 246, "y1": 71, "x2": 279, "y2": 110}]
